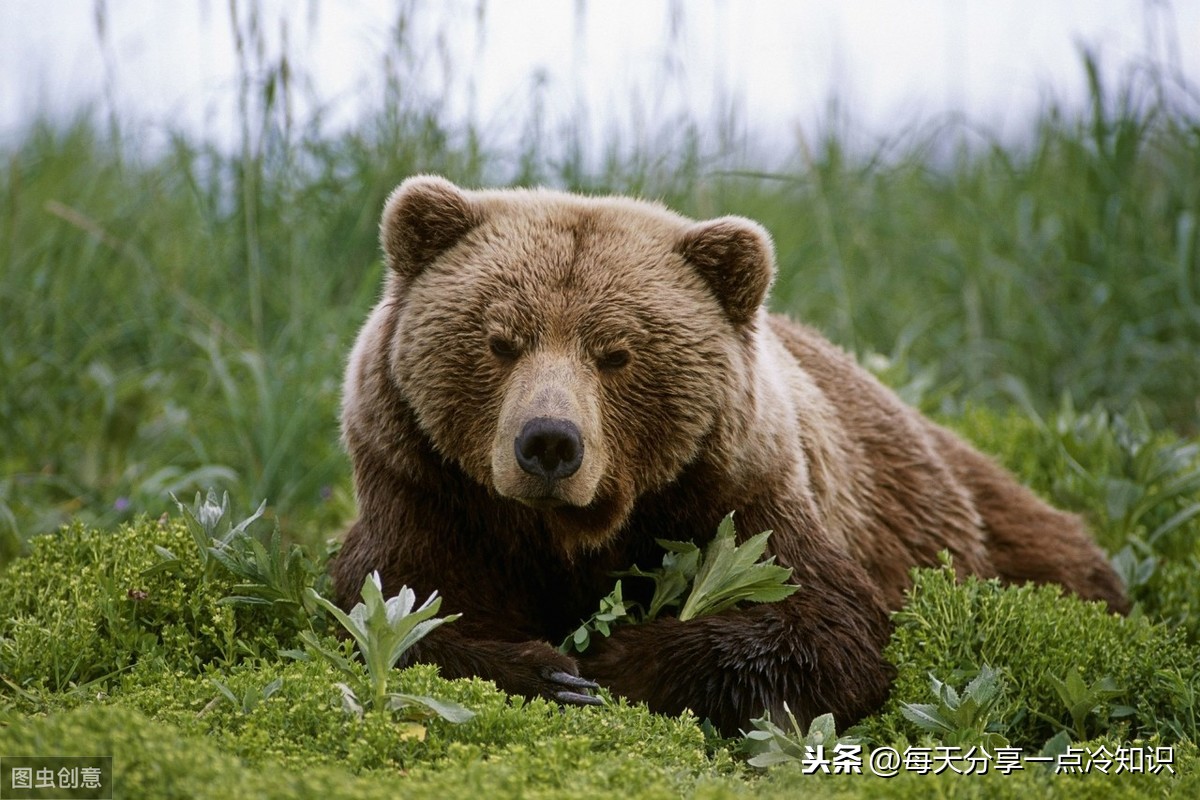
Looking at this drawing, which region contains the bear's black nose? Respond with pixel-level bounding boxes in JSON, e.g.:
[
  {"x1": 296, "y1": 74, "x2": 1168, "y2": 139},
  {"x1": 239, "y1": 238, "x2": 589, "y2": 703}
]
[{"x1": 515, "y1": 417, "x2": 584, "y2": 481}]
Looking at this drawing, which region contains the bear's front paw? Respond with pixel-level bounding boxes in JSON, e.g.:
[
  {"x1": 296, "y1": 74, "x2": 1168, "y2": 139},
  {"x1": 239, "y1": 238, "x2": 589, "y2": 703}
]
[{"x1": 496, "y1": 641, "x2": 604, "y2": 707}]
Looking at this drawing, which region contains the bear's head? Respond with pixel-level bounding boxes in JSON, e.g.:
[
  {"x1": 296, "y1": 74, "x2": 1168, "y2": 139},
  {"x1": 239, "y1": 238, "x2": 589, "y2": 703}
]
[{"x1": 376, "y1": 175, "x2": 776, "y2": 551}]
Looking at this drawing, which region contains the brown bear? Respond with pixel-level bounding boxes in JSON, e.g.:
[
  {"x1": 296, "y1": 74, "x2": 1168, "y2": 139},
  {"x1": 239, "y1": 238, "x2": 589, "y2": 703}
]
[{"x1": 332, "y1": 175, "x2": 1128, "y2": 735}]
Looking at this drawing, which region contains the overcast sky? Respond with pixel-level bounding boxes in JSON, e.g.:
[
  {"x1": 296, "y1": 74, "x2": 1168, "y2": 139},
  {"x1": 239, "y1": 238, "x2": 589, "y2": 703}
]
[{"x1": 2, "y1": 0, "x2": 1197, "y2": 156}]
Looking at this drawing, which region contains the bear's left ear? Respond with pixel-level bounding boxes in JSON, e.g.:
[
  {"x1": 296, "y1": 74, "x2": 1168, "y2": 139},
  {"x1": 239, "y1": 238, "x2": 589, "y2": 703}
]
[
  {"x1": 380, "y1": 175, "x2": 483, "y2": 281},
  {"x1": 675, "y1": 216, "x2": 776, "y2": 326}
]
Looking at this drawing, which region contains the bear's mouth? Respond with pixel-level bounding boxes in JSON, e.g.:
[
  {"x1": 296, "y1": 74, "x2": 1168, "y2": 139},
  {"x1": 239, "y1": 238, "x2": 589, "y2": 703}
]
[{"x1": 515, "y1": 494, "x2": 569, "y2": 510}]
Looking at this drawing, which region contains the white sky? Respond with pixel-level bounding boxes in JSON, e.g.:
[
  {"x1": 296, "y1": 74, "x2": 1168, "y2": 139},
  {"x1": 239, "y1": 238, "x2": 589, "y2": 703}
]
[{"x1": 1, "y1": 0, "x2": 1197, "y2": 158}]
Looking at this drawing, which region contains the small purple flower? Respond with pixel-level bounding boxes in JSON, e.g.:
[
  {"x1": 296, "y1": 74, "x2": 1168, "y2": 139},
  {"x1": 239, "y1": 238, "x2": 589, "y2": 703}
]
[
  {"x1": 319, "y1": 485, "x2": 333, "y2": 502},
  {"x1": 114, "y1": 496, "x2": 131, "y2": 513}
]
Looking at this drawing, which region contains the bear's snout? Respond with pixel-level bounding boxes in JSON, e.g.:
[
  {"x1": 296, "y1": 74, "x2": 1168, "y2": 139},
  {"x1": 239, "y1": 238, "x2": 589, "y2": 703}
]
[
  {"x1": 515, "y1": 417, "x2": 584, "y2": 481},
  {"x1": 490, "y1": 354, "x2": 607, "y2": 516}
]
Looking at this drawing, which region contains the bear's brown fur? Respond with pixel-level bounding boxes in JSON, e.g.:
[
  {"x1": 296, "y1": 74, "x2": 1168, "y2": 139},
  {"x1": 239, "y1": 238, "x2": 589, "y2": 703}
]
[{"x1": 332, "y1": 175, "x2": 1129, "y2": 735}]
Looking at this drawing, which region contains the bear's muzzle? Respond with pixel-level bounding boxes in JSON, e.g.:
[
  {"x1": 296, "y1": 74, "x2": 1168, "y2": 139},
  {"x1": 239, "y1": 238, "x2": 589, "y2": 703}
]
[{"x1": 491, "y1": 354, "x2": 605, "y2": 510}]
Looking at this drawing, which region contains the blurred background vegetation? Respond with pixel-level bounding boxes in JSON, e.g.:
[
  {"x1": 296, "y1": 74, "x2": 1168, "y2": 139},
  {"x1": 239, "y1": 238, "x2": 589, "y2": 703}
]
[{"x1": 1, "y1": 1, "x2": 1198, "y2": 560}]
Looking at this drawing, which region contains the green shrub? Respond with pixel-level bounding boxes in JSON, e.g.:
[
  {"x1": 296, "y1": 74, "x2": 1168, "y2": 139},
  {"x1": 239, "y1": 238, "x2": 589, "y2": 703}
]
[
  {"x1": 0, "y1": 518, "x2": 303, "y2": 692},
  {"x1": 857, "y1": 563, "x2": 1200, "y2": 749},
  {"x1": 950, "y1": 404, "x2": 1199, "y2": 550},
  {"x1": 0, "y1": 704, "x2": 423, "y2": 800},
  {"x1": 4, "y1": 704, "x2": 1195, "y2": 800},
  {"x1": 949, "y1": 404, "x2": 1200, "y2": 644}
]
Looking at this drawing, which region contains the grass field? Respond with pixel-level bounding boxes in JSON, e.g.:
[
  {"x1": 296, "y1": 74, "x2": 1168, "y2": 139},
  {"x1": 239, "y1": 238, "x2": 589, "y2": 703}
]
[{"x1": 1, "y1": 6, "x2": 1199, "y2": 798}]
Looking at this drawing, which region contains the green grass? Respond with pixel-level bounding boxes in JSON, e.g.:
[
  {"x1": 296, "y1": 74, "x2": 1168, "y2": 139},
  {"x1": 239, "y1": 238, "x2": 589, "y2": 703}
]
[
  {"x1": 2, "y1": 49, "x2": 1198, "y2": 547},
  {"x1": 1, "y1": 5, "x2": 1199, "y2": 797}
]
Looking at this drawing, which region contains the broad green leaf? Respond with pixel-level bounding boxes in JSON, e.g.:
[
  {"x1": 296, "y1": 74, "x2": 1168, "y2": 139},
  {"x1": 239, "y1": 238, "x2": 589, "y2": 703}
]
[
  {"x1": 216, "y1": 595, "x2": 274, "y2": 606},
  {"x1": 209, "y1": 678, "x2": 239, "y2": 706},
  {"x1": 741, "y1": 704, "x2": 856, "y2": 769},
  {"x1": 388, "y1": 611, "x2": 460, "y2": 668},
  {"x1": 564, "y1": 514, "x2": 796, "y2": 650},
  {"x1": 388, "y1": 692, "x2": 476, "y2": 723},
  {"x1": 806, "y1": 713, "x2": 838, "y2": 745},
  {"x1": 900, "y1": 702, "x2": 954, "y2": 734},
  {"x1": 306, "y1": 587, "x2": 367, "y2": 647},
  {"x1": 1040, "y1": 730, "x2": 1073, "y2": 760},
  {"x1": 679, "y1": 520, "x2": 796, "y2": 621},
  {"x1": 964, "y1": 665, "x2": 1002, "y2": 706},
  {"x1": 335, "y1": 682, "x2": 363, "y2": 720}
]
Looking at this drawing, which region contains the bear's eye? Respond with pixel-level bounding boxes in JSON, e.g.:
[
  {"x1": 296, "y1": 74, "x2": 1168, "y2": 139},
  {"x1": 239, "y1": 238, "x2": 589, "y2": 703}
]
[
  {"x1": 596, "y1": 348, "x2": 631, "y2": 371},
  {"x1": 488, "y1": 335, "x2": 520, "y2": 360}
]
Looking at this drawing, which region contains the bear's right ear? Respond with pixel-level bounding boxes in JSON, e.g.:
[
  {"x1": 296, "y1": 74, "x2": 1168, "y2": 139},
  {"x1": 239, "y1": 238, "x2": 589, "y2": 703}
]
[{"x1": 380, "y1": 175, "x2": 482, "y2": 280}]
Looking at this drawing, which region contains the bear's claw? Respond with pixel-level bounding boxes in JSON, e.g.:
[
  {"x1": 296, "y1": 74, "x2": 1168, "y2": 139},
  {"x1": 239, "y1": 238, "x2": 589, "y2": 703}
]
[
  {"x1": 555, "y1": 690, "x2": 605, "y2": 706},
  {"x1": 545, "y1": 670, "x2": 604, "y2": 706},
  {"x1": 547, "y1": 670, "x2": 600, "y2": 690}
]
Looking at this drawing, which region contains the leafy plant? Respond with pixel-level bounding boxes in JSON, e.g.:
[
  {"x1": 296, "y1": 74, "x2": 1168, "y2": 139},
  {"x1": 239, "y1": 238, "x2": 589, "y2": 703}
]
[
  {"x1": 899, "y1": 664, "x2": 1010, "y2": 751},
  {"x1": 741, "y1": 707, "x2": 857, "y2": 769},
  {"x1": 148, "y1": 489, "x2": 323, "y2": 630},
  {"x1": 210, "y1": 526, "x2": 323, "y2": 619},
  {"x1": 305, "y1": 572, "x2": 473, "y2": 724},
  {"x1": 622, "y1": 540, "x2": 704, "y2": 621},
  {"x1": 142, "y1": 493, "x2": 470, "y2": 724},
  {"x1": 950, "y1": 403, "x2": 1200, "y2": 646},
  {"x1": 0, "y1": 517, "x2": 303, "y2": 689},
  {"x1": 857, "y1": 562, "x2": 1200, "y2": 749},
  {"x1": 563, "y1": 580, "x2": 636, "y2": 654},
  {"x1": 169, "y1": 489, "x2": 268, "y2": 572},
  {"x1": 675, "y1": 513, "x2": 798, "y2": 621},
  {"x1": 207, "y1": 675, "x2": 283, "y2": 715},
  {"x1": 1110, "y1": 545, "x2": 1158, "y2": 593},
  {"x1": 1038, "y1": 667, "x2": 1132, "y2": 741},
  {"x1": 561, "y1": 513, "x2": 798, "y2": 653},
  {"x1": 1152, "y1": 667, "x2": 1200, "y2": 742}
]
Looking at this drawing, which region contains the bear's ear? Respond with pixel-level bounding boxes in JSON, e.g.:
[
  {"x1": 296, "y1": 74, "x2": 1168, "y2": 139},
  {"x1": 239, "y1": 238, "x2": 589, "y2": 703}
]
[
  {"x1": 675, "y1": 216, "x2": 776, "y2": 325},
  {"x1": 380, "y1": 175, "x2": 482, "y2": 280}
]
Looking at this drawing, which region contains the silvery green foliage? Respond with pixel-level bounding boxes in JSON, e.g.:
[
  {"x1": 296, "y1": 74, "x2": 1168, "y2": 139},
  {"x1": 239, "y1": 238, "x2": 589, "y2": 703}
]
[
  {"x1": 153, "y1": 490, "x2": 317, "y2": 626},
  {"x1": 171, "y1": 489, "x2": 267, "y2": 568},
  {"x1": 900, "y1": 664, "x2": 1010, "y2": 751},
  {"x1": 306, "y1": 572, "x2": 474, "y2": 723},
  {"x1": 741, "y1": 706, "x2": 856, "y2": 769}
]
